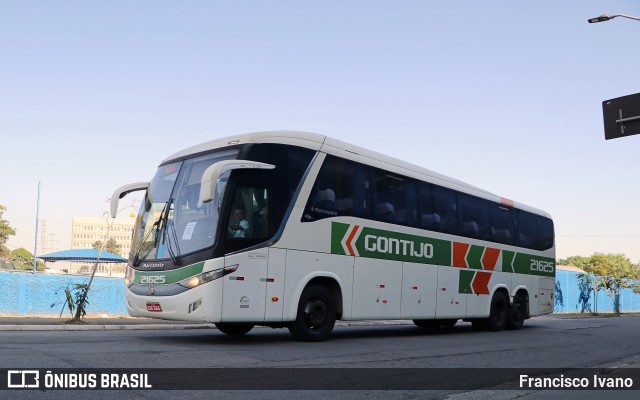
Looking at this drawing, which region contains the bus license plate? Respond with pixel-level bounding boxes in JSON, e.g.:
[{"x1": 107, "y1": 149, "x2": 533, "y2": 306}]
[{"x1": 146, "y1": 302, "x2": 162, "y2": 312}]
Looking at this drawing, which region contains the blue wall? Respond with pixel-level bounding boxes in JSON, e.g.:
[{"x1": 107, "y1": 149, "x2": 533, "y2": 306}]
[
  {"x1": 554, "y1": 269, "x2": 640, "y2": 313},
  {"x1": 0, "y1": 272, "x2": 127, "y2": 316},
  {"x1": 2, "y1": 269, "x2": 639, "y2": 316}
]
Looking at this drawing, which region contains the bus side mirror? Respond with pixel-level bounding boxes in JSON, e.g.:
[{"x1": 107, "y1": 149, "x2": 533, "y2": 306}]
[
  {"x1": 200, "y1": 160, "x2": 275, "y2": 204},
  {"x1": 110, "y1": 182, "x2": 150, "y2": 218}
]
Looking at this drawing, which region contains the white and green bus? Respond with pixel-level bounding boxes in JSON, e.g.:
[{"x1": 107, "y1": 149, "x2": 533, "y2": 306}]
[{"x1": 111, "y1": 131, "x2": 555, "y2": 341}]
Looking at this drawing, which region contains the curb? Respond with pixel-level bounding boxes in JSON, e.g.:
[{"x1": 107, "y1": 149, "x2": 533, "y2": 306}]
[
  {"x1": 0, "y1": 320, "x2": 414, "y2": 332},
  {"x1": 0, "y1": 324, "x2": 217, "y2": 331},
  {"x1": 2, "y1": 315, "x2": 633, "y2": 332}
]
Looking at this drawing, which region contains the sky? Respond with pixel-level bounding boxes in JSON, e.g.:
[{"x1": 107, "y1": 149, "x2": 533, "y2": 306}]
[{"x1": 1, "y1": 1, "x2": 639, "y2": 262}]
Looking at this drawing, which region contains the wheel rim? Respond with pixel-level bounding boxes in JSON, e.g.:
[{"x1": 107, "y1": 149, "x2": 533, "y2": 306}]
[{"x1": 303, "y1": 298, "x2": 327, "y2": 329}]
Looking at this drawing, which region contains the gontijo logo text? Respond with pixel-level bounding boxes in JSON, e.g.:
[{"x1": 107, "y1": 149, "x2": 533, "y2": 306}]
[{"x1": 331, "y1": 223, "x2": 451, "y2": 265}]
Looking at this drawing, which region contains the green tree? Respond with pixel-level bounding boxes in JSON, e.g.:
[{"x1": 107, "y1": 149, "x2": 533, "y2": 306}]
[
  {"x1": 91, "y1": 238, "x2": 122, "y2": 255},
  {"x1": 10, "y1": 248, "x2": 44, "y2": 272},
  {"x1": 558, "y1": 255, "x2": 592, "y2": 270},
  {"x1": 564, "y1": 253, "x2": 640, "y2": 313},
  {"x1": 0, "y1": 204, "x2": 16, "y2": 258},
  {"x1": 61, "y1": 283, "x2": 90, "y2": 321}
]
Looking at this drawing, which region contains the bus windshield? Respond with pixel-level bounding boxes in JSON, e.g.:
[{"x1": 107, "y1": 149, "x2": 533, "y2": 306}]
[{"x1": 131, "y1": 149, "x2": 239, "y2": 263}]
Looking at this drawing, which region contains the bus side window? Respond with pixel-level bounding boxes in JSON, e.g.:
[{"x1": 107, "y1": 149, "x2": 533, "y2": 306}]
[
  {"x1": 372, "y1": 169, "x2": 397, "y2": 223},
  {"x1": 430, "y1": 185, "x2": 458, "y2": 234},
  {"x1": 458, "y1": 194, "x2": 489, "y2": 241},
  {"x1": 303, "y1": 156, "x2": 369, "y2": 222},
  {"x1": 251, "y1": 187, "x2": 270, "y2": 239},
  {"x1": 490, "y1": 204, "x2": 514, "y2": 245},
  {"x1": 538, "y1": 217, "x2": 554, "y2": 250},
  {"x1": 314, "y1": 189, "x2": 336, "y2": 210},
  {"x1": 308, "y1": 188, "x2": 338, "y2": 219},
  {"x1": 516, "y1": 211, "x2": 538, "y2": 249},
  {"x1": 371, "y1": 168, "x2": 415, "y2": 225},
  {"x1": 419, "y1": 182, "x2": 438, "y2": 229}
]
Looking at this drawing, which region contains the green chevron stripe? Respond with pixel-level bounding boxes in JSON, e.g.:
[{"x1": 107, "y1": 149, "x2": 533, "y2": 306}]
[
  {"x1": 331, "y1": 222, "x2": 350, "y2": 255},
  {"x1": 459, "y1": 270, "x2": 475, "y2": 294},
  {"x1": 467, "y1": 245, "x2": 485, "y2": 269},
  {"x1": 502, "y1": 250, "x2": 515, "y2": 273}
]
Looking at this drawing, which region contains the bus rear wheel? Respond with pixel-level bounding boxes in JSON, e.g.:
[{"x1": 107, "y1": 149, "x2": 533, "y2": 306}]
[
  {"x1": 215, "y1": 323, "x2": 254, "y2": 336},
  {"x1": 507, "y1": 292, "x2": 527, "y2": 330},
  {"x1": 288, "y1": 284, "x2": 336, "y2": 342},
  {"x1": 485, "y1": 292, "x2": 509, "y2": 331}
]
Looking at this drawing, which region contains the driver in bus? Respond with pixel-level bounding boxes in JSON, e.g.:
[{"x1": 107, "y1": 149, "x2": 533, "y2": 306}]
[{"x1": 228, "y1": 207, "x2": 250, "y2": 238}]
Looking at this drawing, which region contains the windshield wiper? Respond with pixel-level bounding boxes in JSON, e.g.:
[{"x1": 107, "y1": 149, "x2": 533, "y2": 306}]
[
  {"x1": 132, "y1": 200, "x2": 169, "y2": 267},
  {"x1": 158, "y1": 197, "x2": 182, "y2": 265},
  {"x1": 164, "y1": 218, "x2": 182, "y2": 265}
]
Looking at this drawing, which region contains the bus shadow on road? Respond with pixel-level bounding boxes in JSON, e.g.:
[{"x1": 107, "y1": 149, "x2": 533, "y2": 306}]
[
  {"x1": 331, "y1": 323, "x2": 476, "y2": 339},
  {"x1": 148, "y1": 321, "x2": 542, "y2": 345}
]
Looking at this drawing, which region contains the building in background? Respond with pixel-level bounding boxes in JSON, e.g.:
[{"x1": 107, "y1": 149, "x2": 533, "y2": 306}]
[{"x1": 70, "y1": 216, "x2": 134, "y2": 275}]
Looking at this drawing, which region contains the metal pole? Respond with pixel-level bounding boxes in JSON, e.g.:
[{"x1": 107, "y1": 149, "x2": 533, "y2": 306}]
[
  {"x1": 614, "y1": 14, "x2": 640, "y2": 22},
  {"x1": 33, "y1": 181, "x2": 41, "y2": 274}
]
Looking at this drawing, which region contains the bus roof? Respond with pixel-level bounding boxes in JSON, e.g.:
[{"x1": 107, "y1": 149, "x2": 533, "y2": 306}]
[{"x1": 162, "y1": 130, "x2": 551, "y2": 218}]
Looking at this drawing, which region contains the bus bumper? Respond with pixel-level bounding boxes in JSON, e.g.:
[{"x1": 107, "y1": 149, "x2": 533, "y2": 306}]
[{"x1": 124, "y1": 278, "x2": 224, "y2": 323}]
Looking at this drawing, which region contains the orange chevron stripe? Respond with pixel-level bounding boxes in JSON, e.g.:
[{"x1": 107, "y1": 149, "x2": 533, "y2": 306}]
[
  {"x1": 453, "y1": 242, "x2": 469, "y2": 268},
  {"x1": 472, "y1": 271, "x2": 491, "y2": 295},
  {"x1": 482, "y1": 248, "x2": 500, "y2": 271},
  {"x1": 345, "y1": 225, "x2": 360, "y2": 256}
]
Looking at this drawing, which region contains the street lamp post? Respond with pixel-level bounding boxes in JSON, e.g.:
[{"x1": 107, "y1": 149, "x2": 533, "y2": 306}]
[
  {"x1": 588, "y1": 13, "x2": 640, "y2": 24},
  {"x1": 590, "y1": 12, "x2": 640, "y2": 140}
]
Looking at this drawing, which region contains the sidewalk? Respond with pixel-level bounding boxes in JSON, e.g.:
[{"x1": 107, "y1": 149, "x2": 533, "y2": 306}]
[
  {"x1": 0, "y1": 315, "x2": 420, "y2": 331},
  {"x1": 0, "y1": 315, "x2": 218, "y2": 331},
  {"x1": 0, "y1": 313, "x2": 623, "y2": 332}
]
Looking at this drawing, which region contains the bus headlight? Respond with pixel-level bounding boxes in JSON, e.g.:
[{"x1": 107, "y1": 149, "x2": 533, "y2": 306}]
[{"x1": 178, "y1": 264, "x2": 239, "y2": 289}]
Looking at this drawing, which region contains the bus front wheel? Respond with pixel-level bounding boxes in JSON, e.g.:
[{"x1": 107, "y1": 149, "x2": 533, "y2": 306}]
[
  {"x1": 288, "y1": 284, "x2": 336, "y2": 342},
  {"x1": 215, "y1": 323, "x2": 254, "y2": 336}
]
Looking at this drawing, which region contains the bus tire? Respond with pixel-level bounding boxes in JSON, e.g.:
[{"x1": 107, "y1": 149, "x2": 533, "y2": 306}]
[
  {"x1": 485, "y1": 291, "x2": 509, "y2": 331},
  {"x1": 507, "y1": 292, "x2": 527, "y2": 330},
  {"x1": 288, "y1": 284, "x2": 336, "y2": 342},
  {"x1": 215, "y1": 323, "x2": 254, "y2": 336}
]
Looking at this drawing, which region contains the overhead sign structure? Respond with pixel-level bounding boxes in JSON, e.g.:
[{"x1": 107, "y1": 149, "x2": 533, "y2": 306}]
[{"x1": 603, "y1": 92, "x2": 640, "y2": 140}]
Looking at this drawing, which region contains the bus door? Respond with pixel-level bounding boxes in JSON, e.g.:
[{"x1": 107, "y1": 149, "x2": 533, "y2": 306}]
[
  {"x1": 222, "y1": 249, "x2": 268, "y2": 322},
  {"x1": 265, "y1": 247, "x2": 287, "y2": 321},
  {"x1": 220, "y1": 182, "x2": 273, "y2": 322}
]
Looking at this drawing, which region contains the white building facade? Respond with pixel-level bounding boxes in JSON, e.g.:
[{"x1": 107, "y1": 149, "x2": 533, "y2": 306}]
[{"x1": 70, "y1": 216, "x2": 134, "y2": 275}]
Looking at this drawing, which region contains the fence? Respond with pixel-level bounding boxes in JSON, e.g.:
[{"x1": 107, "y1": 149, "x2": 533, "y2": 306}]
[
  {"x1": 2, "y1": 269, "x2": 639, "y2": 317},
  {"x1": 0, "y1": 271, "x2": 127, "y2": 316},
  {"x1": 554, "y1": 269, "x2": 640, "y2": 313}
]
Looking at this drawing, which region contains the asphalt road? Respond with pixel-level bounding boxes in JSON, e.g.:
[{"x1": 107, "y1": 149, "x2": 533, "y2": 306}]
[{"x1": 2, "y1": 315, "x2": 639, "y2": 399}]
